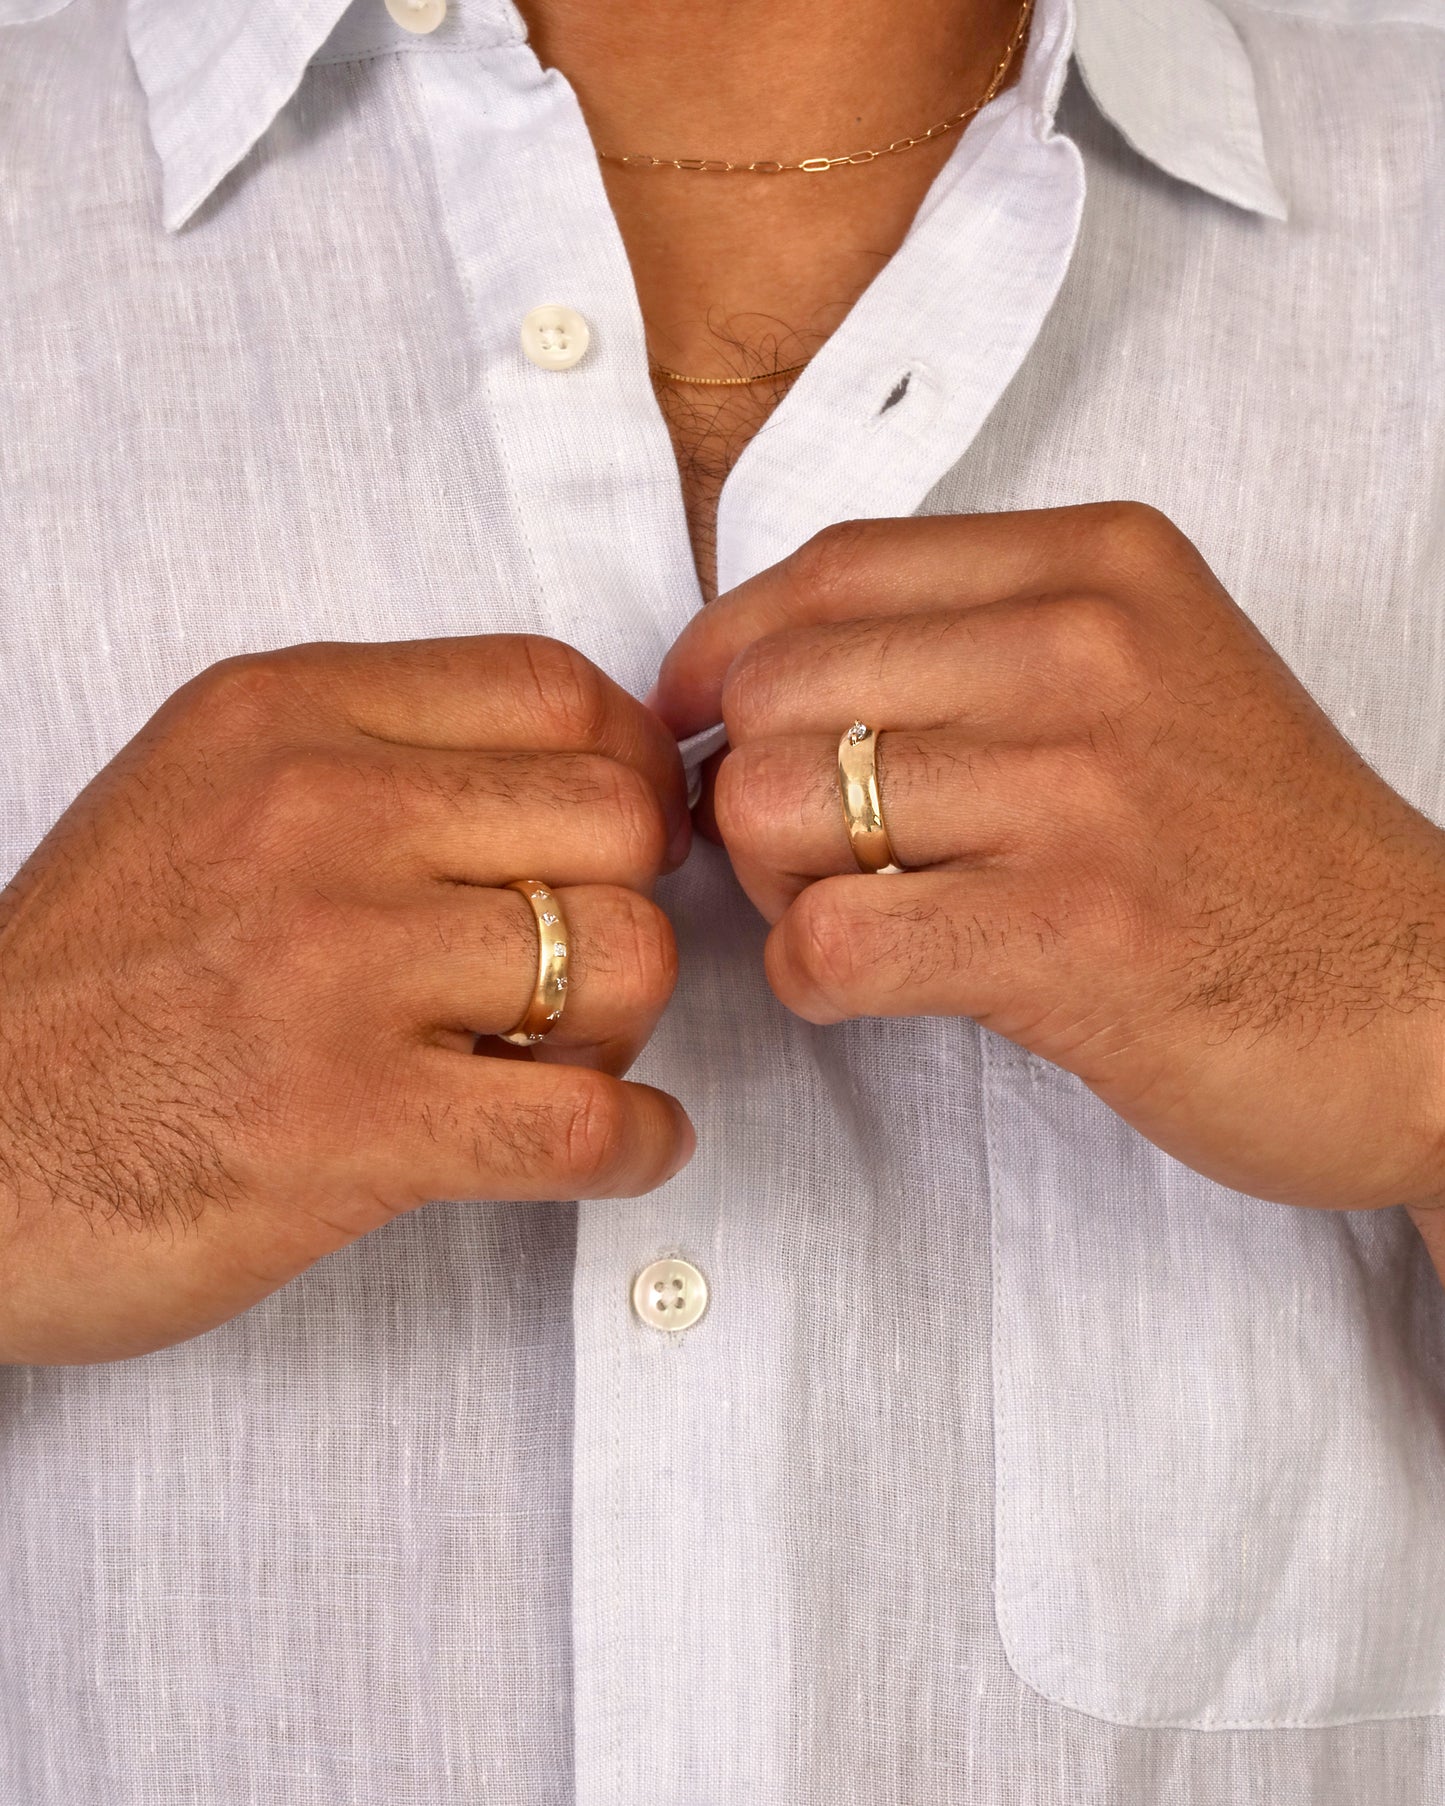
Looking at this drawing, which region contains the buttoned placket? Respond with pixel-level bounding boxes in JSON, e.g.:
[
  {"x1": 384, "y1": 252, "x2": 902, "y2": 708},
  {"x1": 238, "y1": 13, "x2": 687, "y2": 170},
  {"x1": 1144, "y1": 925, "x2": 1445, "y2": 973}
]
[
  {"x1": 390, "y1": 0, "x2": 1084, "y2": 1796},
  {"x1": 405, "y1": 24, "x2": 700, "y2": 696}
]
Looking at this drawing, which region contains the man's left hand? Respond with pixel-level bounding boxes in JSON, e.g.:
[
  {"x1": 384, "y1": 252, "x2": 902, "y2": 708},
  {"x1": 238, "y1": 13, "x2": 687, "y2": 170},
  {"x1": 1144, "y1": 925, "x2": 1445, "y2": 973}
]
[{"x1": 653, "y1": 504, "x2": 1445, "y2": 1213}]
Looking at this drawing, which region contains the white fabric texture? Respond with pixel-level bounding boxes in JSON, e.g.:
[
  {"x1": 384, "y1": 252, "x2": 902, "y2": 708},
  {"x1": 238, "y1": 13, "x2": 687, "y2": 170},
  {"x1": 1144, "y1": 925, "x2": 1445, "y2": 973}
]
[{"x1": 1, "y1": 0, "x2": 1444, "y2": 1798}]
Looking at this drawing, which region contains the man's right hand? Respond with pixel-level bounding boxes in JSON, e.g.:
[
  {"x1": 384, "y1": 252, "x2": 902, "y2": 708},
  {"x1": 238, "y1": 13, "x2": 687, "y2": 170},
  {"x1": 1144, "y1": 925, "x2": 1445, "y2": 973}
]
[{"x1": 0, "y1": 637, "x2": 695, "y2": 1365}]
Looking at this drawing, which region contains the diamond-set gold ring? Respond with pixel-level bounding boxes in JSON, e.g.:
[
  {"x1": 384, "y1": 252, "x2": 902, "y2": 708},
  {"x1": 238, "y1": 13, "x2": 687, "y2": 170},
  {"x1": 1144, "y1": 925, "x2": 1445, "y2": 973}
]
[
  {"x1": 837, "y1": 723, "x2": 906, "y2": 875},
  {"x1": 498, "y1": 880, "x2": 571, "y2": 1045}
]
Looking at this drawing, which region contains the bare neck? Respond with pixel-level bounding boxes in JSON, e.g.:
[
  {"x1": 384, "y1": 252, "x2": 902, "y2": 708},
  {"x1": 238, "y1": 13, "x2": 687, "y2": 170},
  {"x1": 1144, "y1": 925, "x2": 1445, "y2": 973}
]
[
  {"x1": 516, "y1": 0, "x2": 1024, "y2": 168},
  {"x1": 513, "y1": 0, "x2": 1030, "y2": 600}
]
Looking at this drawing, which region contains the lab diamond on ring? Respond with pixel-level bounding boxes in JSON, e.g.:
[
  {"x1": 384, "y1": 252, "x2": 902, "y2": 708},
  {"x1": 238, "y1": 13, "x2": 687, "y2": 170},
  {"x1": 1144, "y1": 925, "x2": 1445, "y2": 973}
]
[{"x1": 846, "y1": 721, "x2": 868, "y2": 744}]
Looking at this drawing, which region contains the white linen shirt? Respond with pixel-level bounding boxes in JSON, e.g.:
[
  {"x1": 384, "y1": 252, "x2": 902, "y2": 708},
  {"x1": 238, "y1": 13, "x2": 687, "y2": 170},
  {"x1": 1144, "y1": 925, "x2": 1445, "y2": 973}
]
[{"x1": 2, "y1": 0, "x2": 1445, "y2": 1799}]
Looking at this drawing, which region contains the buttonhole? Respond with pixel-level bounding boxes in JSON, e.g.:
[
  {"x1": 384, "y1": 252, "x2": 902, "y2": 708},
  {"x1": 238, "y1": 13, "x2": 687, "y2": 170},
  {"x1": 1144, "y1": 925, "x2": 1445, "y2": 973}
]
[{"x1": 878, "y1": 372, "x2": 911, "y2": 415}]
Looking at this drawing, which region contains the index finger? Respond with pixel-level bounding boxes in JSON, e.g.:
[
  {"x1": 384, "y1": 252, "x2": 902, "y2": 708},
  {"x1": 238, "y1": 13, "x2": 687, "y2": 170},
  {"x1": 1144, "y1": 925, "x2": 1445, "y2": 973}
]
[
  {"x1": 651, "y1": 506, "x2": 1131, "y2": 738},
  {"x1": 209, "y1": 634, "x2": 690, "y2": 836}
]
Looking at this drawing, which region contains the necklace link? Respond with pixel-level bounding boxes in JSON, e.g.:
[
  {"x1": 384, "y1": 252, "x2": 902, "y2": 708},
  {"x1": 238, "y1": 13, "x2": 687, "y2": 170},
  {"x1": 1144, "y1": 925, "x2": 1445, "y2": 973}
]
[
  {"x1": 599, "y1": 0, "x2": 1033, "y2": 179},
  {"x1": 635, "y1": 0, "x2": 1033, "y2": 386},
  {"x1": 648, "y1": 358, "x2": 812, "y2": 388}
]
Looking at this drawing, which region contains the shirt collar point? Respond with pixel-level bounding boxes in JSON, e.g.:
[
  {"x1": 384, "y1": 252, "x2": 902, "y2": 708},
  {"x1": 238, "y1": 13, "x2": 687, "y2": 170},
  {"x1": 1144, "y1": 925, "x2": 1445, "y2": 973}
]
[
  {"x1": 1233, "y1": 173, "x2": 1289, "y2": 225},
  {"x1": 1074, "y1": 0, "x2": 1286, "y2": 220},
  {"x1": 1185, "y1": 161, "x2": 1289, "y2": 222},
  {"x1": 1114, "y1": 119, "x2": 1290, "y2": 222},
  {"x1": 127, "y1": 0, "x2": 354, "y2": 231},
  {"x1": 160, "y1": 184, "x2": 204, "y2": 235}
]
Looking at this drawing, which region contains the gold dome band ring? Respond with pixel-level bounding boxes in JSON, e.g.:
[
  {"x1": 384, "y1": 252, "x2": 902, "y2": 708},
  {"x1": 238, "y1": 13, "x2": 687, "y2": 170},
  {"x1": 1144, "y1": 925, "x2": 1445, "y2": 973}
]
[
  {"x1": 837, "y1": 723, "x2": 906, "y2": 875},
  {"x1": 498, "y1": 879, "x2": 571, "y2": 1045}
]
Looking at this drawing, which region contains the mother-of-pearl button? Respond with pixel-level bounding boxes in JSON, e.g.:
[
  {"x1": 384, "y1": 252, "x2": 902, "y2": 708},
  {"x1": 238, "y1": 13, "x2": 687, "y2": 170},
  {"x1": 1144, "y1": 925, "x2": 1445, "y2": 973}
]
[
  {"x1": 632, "y1": 1258, "x2": 709, "y2": 1333},
  {"x1": 520, "y1": 305, "x2": 592, "y2": 372},
  {"x1": 385, "y1": 0, "x2": 446, "y2": 34}
]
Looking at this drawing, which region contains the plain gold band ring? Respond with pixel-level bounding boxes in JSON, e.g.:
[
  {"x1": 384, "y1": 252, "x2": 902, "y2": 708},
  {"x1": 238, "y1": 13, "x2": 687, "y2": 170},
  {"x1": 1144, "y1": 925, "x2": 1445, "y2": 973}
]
[
  {"x1": 837, "y1": 722, "x2": 906, "y2": 875},
  {"x1": 498, "y1": 879, "x2": 571, "y2": 1045}
]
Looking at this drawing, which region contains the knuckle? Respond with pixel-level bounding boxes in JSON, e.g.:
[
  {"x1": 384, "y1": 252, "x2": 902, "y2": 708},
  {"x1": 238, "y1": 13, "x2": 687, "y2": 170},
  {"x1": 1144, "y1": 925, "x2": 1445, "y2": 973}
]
[
  {"x1": 1051, "y1": 592, "x2": 1145, "y2": 701},
  {"x1": 1082, "y1": 499, "x2": 1181, "y2": 569},
  {"x1": 710, "y1": 746, "x2": 754, "y2": 851},
  {"x1": 592, "y1": 760, "x2": 668, "y2": 873},
  {"x1": 554, "y1": 1069, "x2": 632, "y2": 1193},
  {"x1": 246, "y1": 746, "x2": 362, "y2": 849},
  {"x1": 787, "y1": 882, "x2": 859, "y2": 1003},
  {"x1": 719, "y1": 634, "x2": 794, "y2": 740},
  {"x1": 515, "y1": 636, "x2": 611, "y2": 746},
  {"x1": 182, "y1": 650, "x2": 301, "y2": 731},
  {"x1": 601, "y1": 889, "x2": 679, "y2": 1012},
  {"x1": 783, "y1": 517, "x2": 875, "y2": 608},
  {"x1": 712, "y1": 742, "x2": 796, "y2": 860}
]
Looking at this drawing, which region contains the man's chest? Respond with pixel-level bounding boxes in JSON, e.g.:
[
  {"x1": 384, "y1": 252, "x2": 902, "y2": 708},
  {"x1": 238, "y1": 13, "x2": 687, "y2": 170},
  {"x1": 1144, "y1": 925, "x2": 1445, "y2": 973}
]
[
  {"x1": 5, "y1": 69, "x2": 1439, "y2": 867},
  {"x1": 6, "y1": 5, "x2": 1445, "y2": 1796}
]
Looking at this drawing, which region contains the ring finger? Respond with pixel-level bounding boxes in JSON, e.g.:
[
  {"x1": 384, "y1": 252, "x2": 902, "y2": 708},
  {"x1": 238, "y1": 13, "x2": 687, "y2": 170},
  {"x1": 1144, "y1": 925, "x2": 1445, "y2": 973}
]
[
  {"x1": 713, "y1": 730, "x2": 1076, "y2": 921},
  {"x1": 375, "y1": 881, "x2": 678, "y2": 1073}
]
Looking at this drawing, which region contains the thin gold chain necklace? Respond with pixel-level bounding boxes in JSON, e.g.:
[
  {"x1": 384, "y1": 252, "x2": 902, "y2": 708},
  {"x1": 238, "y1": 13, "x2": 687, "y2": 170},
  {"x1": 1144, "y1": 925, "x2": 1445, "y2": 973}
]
[{"x1": 604, "y1": 0, "x2": 1035, "y2": 387}]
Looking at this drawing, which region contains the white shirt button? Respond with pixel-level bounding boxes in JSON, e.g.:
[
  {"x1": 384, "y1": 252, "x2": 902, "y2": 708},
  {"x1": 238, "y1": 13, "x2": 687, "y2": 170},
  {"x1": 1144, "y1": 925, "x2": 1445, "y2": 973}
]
[
  {"x1": 632, "y1": 1257, "x2": 709, "y2": 1333},
  {"x1": 520, "y1": 304, "x2": 592, "y2": 372},
  {"x1": 385, "y1": 0, "x2": 446, "y2": 34}
]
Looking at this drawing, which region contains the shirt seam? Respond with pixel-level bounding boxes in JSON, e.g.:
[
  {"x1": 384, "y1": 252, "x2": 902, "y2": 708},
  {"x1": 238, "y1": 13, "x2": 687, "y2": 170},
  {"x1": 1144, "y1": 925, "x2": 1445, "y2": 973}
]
[{"x1": 311, "y1": 37, "x2": 522, "y2": 67}]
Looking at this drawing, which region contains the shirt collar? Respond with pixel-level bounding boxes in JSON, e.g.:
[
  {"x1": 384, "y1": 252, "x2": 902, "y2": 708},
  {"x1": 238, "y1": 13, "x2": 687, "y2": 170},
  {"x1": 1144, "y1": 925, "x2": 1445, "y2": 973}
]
[
  {"x1": 125, "y1": 0, "x2": 1285, "y2": 233},
  {"x1": 1072, "y1": 0, "x2": 1286, "y2": 219},
  {"x1": 125, "y1": 0, "x2": 353, "y2": 231}
]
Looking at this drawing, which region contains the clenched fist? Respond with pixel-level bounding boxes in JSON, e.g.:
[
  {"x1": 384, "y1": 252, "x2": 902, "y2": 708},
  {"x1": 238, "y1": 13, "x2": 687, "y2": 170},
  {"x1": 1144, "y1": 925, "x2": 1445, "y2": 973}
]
[
  {"x1": 655, "y1": 504, "x2": 1445, "y2": 1221},
  {"x1": 0, "y1": 637, "x2": 694, "y2": 1364}
]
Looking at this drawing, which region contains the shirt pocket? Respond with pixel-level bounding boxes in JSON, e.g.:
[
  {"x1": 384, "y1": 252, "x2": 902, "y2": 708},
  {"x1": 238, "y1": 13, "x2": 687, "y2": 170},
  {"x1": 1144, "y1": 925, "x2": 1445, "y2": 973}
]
[{"x1": 982, "y1": 1033, "x2": 1445, "y2": 1729}]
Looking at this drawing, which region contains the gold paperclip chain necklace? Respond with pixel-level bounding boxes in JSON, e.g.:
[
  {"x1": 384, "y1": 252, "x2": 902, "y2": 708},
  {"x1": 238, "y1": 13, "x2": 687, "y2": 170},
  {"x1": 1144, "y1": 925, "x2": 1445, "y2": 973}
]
[{"x1": 601, "y1": 0, "x2": 1035, "y2": 387}]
